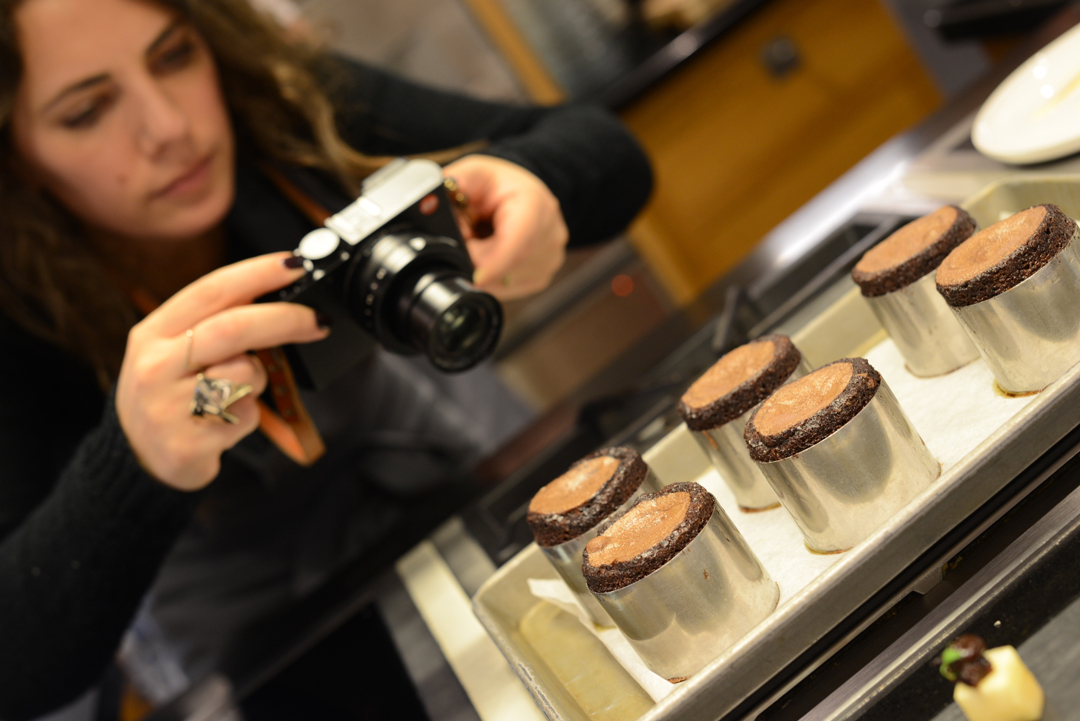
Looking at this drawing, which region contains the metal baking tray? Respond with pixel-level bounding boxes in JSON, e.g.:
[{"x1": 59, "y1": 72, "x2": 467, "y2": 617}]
[{"x1": 472, "y1": 177, "x2": 1080, "y2": 721}]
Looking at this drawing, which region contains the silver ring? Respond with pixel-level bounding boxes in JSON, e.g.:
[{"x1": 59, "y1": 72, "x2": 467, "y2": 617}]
[{"x1": 191, "y1": 374, "x2": 254, "y2": 425}]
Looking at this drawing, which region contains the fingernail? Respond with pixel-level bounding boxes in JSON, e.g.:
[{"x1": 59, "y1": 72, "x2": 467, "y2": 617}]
[
  {"x1": 315, "y1": 311, "x2": 333, "y2": 330},
  {"x1": 472, "y1": 269, "x2": 487, "y2": 286},
  {"x1": 284, "y1": 255, "x2": 305, "y2": 269}
]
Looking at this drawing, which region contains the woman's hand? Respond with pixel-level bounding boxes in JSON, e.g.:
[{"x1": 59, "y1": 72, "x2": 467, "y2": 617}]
[
  {"x1": 114, "y1": 253, "x2": 329, "y2": 491},
  {"x1": 443, "y1": 155, "x2": 569, "y2": 300}
]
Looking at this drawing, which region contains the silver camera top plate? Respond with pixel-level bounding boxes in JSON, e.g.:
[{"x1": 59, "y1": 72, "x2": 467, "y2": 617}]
[{"x1": 326, "y1": 159, "x2": 444, "y2": 245}]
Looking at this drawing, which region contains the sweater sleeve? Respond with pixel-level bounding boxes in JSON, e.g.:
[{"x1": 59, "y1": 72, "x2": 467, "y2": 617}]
[
  {"x1": 325, "y1": 59, "x2": 653, "y2": 248},
  {"x1": 0, "y1": 331, "x2": 201, "y2": 719}
]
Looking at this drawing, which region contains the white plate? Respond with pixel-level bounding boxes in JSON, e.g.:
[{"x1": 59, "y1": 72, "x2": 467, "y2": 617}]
[{"x1": 973, "y1": 23, "x2": 1080, "y2": 165}]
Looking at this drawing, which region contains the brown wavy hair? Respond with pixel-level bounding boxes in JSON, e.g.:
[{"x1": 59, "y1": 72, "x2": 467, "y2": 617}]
[{"x1": 0, "y1": 0, "x2": 452, "y2": 389}]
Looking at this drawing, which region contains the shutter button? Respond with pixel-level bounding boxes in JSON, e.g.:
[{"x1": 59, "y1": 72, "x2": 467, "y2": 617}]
[{"x1": 299, "y1": 228, "x2": 340, "y2": 260}]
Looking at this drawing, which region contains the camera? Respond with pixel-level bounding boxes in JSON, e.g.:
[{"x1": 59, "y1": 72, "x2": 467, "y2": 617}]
[{"x1": 270, "y1": 159, "x2": 503, "y2": 390}]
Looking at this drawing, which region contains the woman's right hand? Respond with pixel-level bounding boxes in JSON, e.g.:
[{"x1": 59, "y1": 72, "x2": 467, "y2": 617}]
[{"x1": 115, "y1": 253, "x2": 329, "y2": 491}]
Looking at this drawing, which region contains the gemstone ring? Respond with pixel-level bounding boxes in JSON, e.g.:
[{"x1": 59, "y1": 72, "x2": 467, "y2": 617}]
[{"x1": 190, "y1": 374, "x2": 254, "y2": 425}]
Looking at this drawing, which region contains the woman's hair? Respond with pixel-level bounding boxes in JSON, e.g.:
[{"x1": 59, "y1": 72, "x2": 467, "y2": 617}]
[{"x1": 0, "y1": 0, "x2": 419, "y2": 388}]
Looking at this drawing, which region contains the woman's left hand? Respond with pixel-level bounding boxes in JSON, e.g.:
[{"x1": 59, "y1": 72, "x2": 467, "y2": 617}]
[{"x1": 443, "y1": 155, "x2": 569, "y2": 300}]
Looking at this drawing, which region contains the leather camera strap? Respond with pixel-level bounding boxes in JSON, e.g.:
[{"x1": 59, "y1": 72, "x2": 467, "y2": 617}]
[
  {"x1": 245, "y1": 164, "x2": 333, "y2": 466},
  {"x1": 254, "y1": 347, "x2": 325, "y2": 465},
  {"x1": 254, "y1": 164, "x2": 363, "y2": 465},
  {"x1": 261, "y1": 163, "x2": 332, "y2": 226}
]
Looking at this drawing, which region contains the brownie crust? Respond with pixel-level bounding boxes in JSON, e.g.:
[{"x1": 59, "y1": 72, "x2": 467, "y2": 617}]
[
  {"x1": 582, "y1": 482, "x2": 715, "y2": 594},
  {"x1": 744, "y1": 358, "x2": 881, "y2": 463},
  {"x1": 936, "y1": 204, "x2": 1076, "y2": 308},
  {"x1": 852, "y1": 206, "x2": 976, "y2": 298},
  {"x1": 677, "y1": 335, "x2": 802, "y2": 432},
  {"x1": 527, "y1": 447, "x2": 648, "y2": 548}
]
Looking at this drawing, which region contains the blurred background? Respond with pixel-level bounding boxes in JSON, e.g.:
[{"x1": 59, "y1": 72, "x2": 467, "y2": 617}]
[
  {"x1": 259, "y1": 0, "x2": 1054, "y2": 415},
  {"x1": 174, "y1": 2, "x2": 1079, "y2": 718}
]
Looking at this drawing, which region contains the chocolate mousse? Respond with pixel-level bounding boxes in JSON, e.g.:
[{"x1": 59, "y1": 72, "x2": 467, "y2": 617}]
[
  {"x1": 677, "y1": 335, "x2": 802, "y2": 431},
  {"x1": 582, "y1": 482, "x2": 714, "y2": 594},
  {"x1": 936, "y1": 204, "x2": 1077, "y2": 307},
  {"x1": 852, "y1": 206, "x2": 976, "y2": 297},
  {"x1": 744, "y1": 358, "x2": 881, "y2": 462},
  {"x1": 527, "y1": 447, "x2": 648, "y2": 548}
]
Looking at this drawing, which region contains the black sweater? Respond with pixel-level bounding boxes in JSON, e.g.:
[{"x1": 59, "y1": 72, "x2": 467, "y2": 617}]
[{"x1": 0, "y1": 63, "x2": 651, "y2": 719}]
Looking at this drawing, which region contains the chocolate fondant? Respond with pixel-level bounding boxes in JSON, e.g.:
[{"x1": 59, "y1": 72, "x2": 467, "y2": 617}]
[
  {"x1": 582, "y1": 482, "x2": 714, "y2": 594},
  {"x1": 852, "y1": 206, "x2": 976, "y2": 297},
  {"x1": 744, "y1": 358, "x2": 881, "y2": 462},
  {"x1": 526, "y1": 447, "x2": 648, "y2": 548},
  {"x1": 936, "y1": 204, "x2": 1077, "y2": 308},
  {"x1": 586, "y1": 492, "x2": 690, "y2": 567},
  {"x1": 529, "y1": 456, "x2": 620, "y2": 516},
  {"x1": 677, "y1": 335, "x2": 802, "y2": 432}
]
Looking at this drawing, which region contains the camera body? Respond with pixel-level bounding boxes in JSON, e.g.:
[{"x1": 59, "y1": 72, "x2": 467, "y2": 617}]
[{"x1": 269, "y1": 159, "x2": 503, "y2": 390}]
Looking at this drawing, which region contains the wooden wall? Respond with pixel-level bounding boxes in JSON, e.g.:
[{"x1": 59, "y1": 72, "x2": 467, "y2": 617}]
[
  {"x1": 620, "y1": 0, "x2": 942, "y2": 303},
  {"x1": 463, "y1": 0, "x2": 942, "y2": 304}
]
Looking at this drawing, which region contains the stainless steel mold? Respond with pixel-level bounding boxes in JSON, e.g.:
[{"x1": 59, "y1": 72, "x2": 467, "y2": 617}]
[
  {"x1": 756, "y1": 380, "x2": 941, "y2": 553},
  {"x1": 948, "y1": 228, "x2": 1080, "y2": 394},
  {"x1": 864, "y1": 272, "x2": 979, "y2": 377},
  {"x1": 538, "y1": 470, "x2": 663, "y2": 627},
  {"x1": 590, "y1": 504, "x2": 779, "y2": 681},
  {"x1": 690, "y1": 359, "x2": 812, "y2": 511}
]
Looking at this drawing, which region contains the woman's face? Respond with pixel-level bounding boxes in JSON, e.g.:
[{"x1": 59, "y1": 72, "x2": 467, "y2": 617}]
[{"x1": 10, "y1": 0, "x2": 235, "y2": 243}]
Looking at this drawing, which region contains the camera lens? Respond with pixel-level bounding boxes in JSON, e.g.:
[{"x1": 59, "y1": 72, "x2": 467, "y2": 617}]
[
  {"x1": 344, "y1": 232, "x2": 502, "y2": 372},
  {"x1": 436, "y1": 302, "x2": 488, "y2": 358},
  {"x1": 401, "y1": 273, "x2": 502, "y2": 372}
]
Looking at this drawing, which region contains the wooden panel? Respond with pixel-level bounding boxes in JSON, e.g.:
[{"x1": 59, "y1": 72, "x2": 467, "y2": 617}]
[{"x1": 621, "y1": 0, "x2": 942, "y2": 303}]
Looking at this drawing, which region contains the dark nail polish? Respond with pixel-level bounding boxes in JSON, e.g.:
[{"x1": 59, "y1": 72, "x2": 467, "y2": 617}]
[
  {"x1": 283, "y1": 255, "x2": 305, "y2": 269},
  {"x1": 315, "y1": 312, "x2": 333, "y2": 330}
]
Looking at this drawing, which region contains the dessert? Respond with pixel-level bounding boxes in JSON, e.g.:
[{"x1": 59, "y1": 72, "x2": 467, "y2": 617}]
[
  {"x1": 527, "y1": 447, "x2": 657, "y2": 626},
  {"x1": 744, "y1": 357, "x2": 878, "y2": 463},
  {"x1": 936, "y1": 204, "x2": 1074, "y2": 307},
  {"x1": 745, "y1": 358, "x2": 939, "y2": 552},
  {"x1": 583, "y1": 482, "x2": 714, "y2": 594},
  {"x1": 527, "y1": 447, "x2": 650, "y2": 548},
  {"x1": 853, "y1": 206, "x2": 976, "y2": 297},
  {"x1": 851, "y1": 206, "x2": 980, "y2": 377},
  {"x1": 677, "y1": 335, "x2": 803, "y2": 510},
  {"x1": 582, "y1": 482, "x2": 778, "y2": 681},
  {"x1": 936, "y1": 203, "x2": 1080, "y2": 393},
  {"x1": 678, "y1": 335, "x2": 803, "y2": 433},
  {"x1": 935, "y1": 634, "x2": 1044, "y2": 721}
]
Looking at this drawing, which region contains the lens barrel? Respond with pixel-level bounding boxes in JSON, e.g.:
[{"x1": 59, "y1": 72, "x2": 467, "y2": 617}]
[
  {"x1": 404, "y1": 273, "x2": 503, "y2": 372},
  {"x1": 346, "y1": 232, "x2": 502, "y2": 372}
]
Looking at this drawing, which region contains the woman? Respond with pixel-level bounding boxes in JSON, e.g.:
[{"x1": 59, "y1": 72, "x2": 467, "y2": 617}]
[{"x1": 0, "y1": 0, "x2": 652, "y2": 717}]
